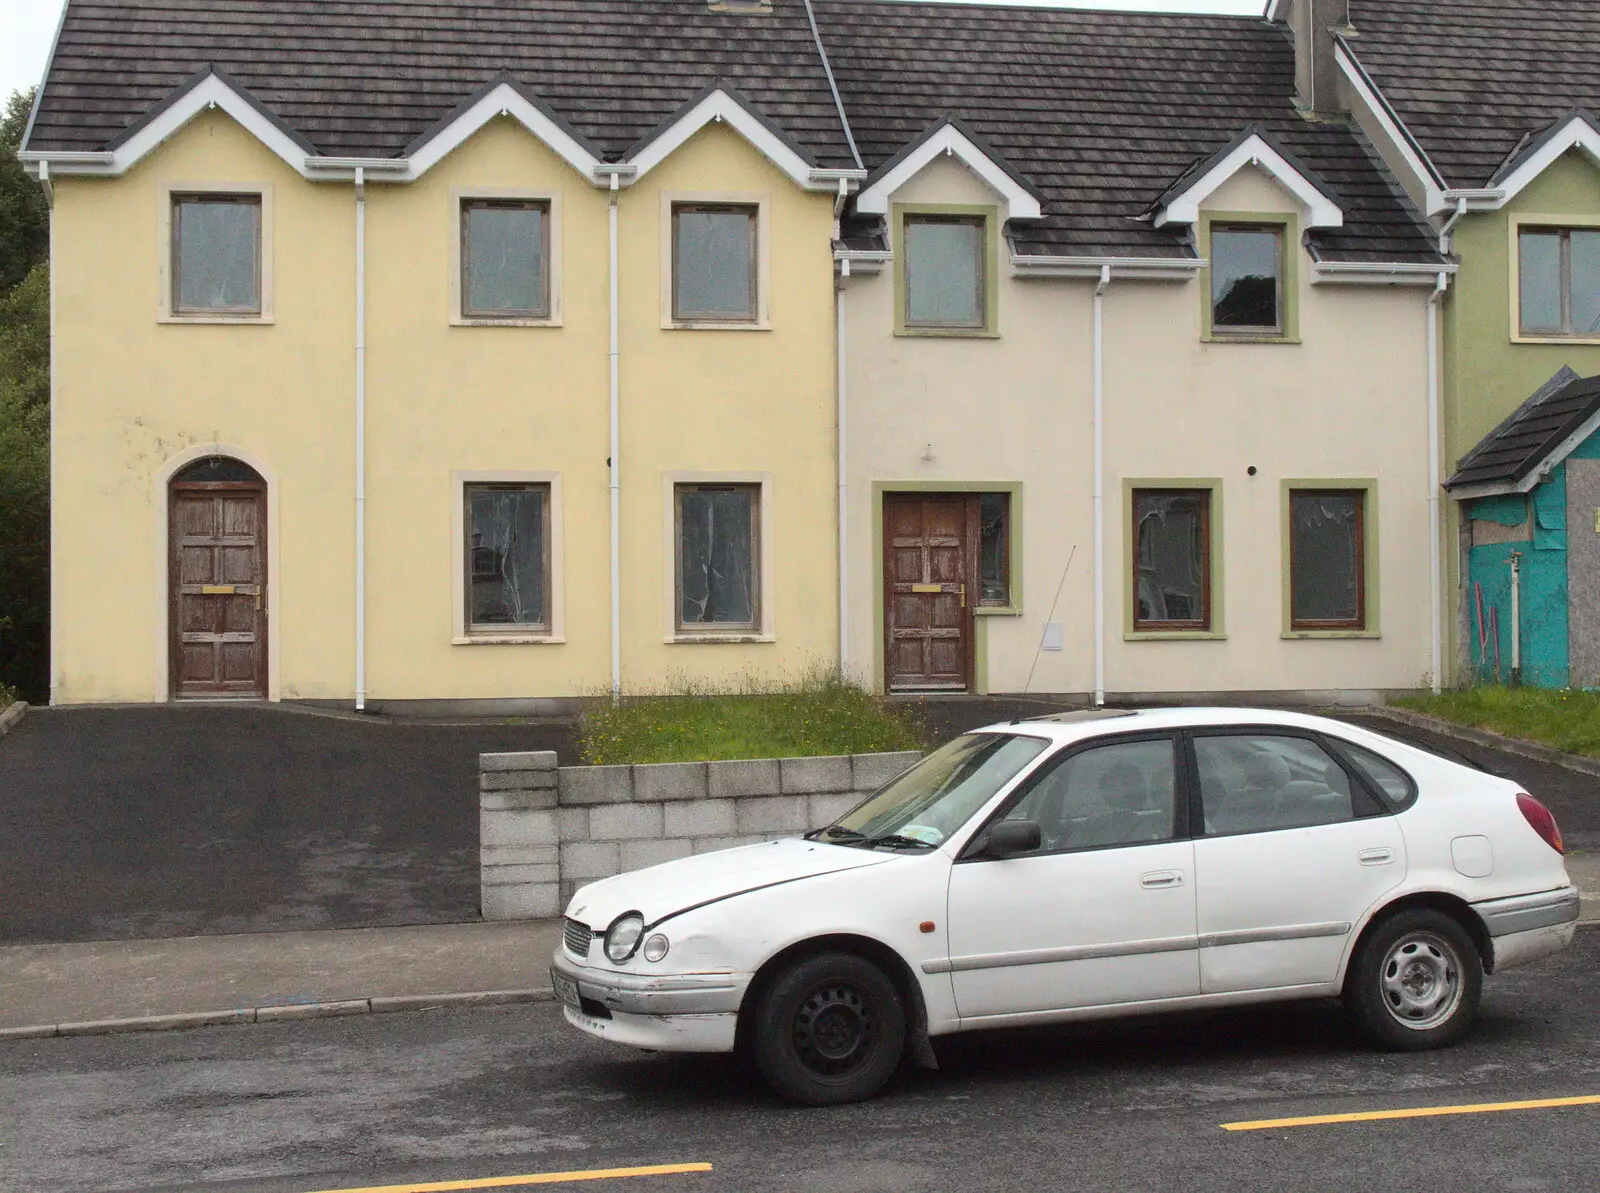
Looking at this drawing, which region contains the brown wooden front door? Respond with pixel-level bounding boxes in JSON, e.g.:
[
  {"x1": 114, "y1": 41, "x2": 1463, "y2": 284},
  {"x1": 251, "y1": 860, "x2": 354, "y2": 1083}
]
[
  {"x1": 884, "y1": 493, "x2": 975, "y2": 692},
  {"x1": 170, "y1": 483, "x2": 267, "y2": 698}
]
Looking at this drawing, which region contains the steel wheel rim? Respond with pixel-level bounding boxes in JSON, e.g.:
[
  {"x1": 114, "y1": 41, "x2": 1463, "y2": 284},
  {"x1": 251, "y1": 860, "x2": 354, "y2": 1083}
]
[
  {"x1": 792, "y1": 982, "x2": 873, "y2": 1077},
  {"x1": 1379, "y1": 931, "x2": 1464, "y2": 1031}
]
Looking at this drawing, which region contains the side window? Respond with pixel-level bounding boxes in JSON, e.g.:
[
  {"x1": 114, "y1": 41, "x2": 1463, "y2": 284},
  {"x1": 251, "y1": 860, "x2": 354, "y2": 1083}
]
[
  {"x1": 1005, "y1": 738, "x2": 1177, "y2": 852},
  {"x1": 672, "y1": 203, "x2": 758, "y2": 323},
  {"x1": 172, "y1": 193, "x2": 262, "y2": 316},
  {"x1": 1210, "y1": 223, "x2": 1284, "y2": 335},
  {"x1": 1339, "y1": 741, "x2": 1416, "y2": 810},
  {"x1": 461, "y1": 198, "x2": 550, "y2": 319},
  {"x1": 1194, "y1": 734, "x2": 1354, "y2": 835},
  {"x1": 465, "y1": 483, "x2": 550, "y2": 635},
  {"x1": 1133, "y1": 488, "x2": 1212, "y2": 631},
  {"x1": 675, "y1": 483, "x2": 760, "y2": 632},
  {"x1": 903, "y1": 213, "x2": 987, "y2": 331}
]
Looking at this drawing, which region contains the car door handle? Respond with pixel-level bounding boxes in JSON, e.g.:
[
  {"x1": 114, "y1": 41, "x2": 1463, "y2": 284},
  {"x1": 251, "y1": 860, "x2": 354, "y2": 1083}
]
[
  {"x1": 1358, "y1": 847, "x2": 1395, "y2": 866},
  {"x1": 1140, "y1": 870, "x2": 1184, "y2": 889}
]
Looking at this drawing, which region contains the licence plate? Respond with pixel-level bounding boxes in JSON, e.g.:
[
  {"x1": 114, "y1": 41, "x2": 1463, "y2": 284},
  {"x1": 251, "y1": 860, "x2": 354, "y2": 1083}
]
[{"x1": 552, "y1": 970, "x2": 581, "y2": 1010}]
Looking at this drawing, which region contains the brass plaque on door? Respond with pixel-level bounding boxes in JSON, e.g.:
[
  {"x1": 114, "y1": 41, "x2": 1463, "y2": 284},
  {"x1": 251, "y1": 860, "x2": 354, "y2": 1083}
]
[
  {"x1": 910, "y1": 584, "x2": 943, "y2": 593},
  {"x1": 200, "y1": 585, "x2": 237, "y2": 595}
]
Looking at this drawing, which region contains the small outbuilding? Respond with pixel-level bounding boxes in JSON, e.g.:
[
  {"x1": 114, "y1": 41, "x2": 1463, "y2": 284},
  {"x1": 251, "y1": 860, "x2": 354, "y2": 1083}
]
[{"x1": 1446, "y1": 369, "x2": 1600, "y2": 688}]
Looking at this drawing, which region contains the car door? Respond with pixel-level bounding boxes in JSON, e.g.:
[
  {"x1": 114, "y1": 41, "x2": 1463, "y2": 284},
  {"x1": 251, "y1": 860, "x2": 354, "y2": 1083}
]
[
  {"x1": 944, "y1": 734, "x2": 1199, "y2": 1020},
  {"x1": 1188, "y1": 728, "x2": 1406, "y2": 994}
]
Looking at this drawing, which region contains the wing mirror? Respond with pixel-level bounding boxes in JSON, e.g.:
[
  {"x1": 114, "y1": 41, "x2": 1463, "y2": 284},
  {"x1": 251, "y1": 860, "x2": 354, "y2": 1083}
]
[{"x1": 972, "y1": 819, "x2": 1041, "y2": 859}]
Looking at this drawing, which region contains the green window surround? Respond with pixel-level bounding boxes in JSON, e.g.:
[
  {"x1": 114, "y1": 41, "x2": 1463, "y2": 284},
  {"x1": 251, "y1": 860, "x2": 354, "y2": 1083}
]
[
  {"x1": 1200, "y1": 211, "x2": 1300, "y2": 344},
  {"x1": 1123, "y1": 478, "x2": 1226, "y2": 641},
  {"x1": 893, "y1": 202, "x2": 1001, "y2": 338},
  {"x1": 1279, "y1": 479, "x2": 1381, "y2": 639}
]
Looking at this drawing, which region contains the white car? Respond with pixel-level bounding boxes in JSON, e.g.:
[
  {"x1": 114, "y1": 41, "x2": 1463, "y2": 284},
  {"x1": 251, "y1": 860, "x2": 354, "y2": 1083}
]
[{"x1": 551, "y1": 708, "x2": 1579, "y2": 1104}]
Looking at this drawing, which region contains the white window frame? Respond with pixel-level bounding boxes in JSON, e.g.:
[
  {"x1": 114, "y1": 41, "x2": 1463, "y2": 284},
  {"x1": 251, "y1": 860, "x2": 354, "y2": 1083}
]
[
  {"x1": 1509, "y1": 213, "x2": 1600, "y2": 345},
  {"x1": 660, "y1": 191, "x2": 771, "y2": 330},
  {"x1": 158, "y1": 181, "x2": 274, "y2": 324},
  {"x1": 452, "y1": 470, "x2": 565, "y2": 644},
  {"x1": 662, "y1": 471, "x2": 775, "y2": 642},
  {"x1": 450, "y1": 187, "x2": 564, "y2": 327}
]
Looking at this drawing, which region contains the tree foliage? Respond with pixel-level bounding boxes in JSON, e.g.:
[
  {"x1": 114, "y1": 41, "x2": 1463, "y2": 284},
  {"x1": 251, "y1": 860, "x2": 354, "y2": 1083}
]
[{"x1": 0, "y1": 88, "x2": 49, "y2": 701}]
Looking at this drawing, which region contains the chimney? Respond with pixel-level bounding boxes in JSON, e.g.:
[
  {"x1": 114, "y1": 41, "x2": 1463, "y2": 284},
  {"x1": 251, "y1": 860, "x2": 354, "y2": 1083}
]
[{"x1": 1284, "y1": 0, "x2": 1352, "y2": 121}]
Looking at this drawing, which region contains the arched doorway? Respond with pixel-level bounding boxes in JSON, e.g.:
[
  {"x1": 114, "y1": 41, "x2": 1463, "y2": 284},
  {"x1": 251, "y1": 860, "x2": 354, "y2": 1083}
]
[{"x1": 169, "y1": 456, "x2": 268, "y2": 698}]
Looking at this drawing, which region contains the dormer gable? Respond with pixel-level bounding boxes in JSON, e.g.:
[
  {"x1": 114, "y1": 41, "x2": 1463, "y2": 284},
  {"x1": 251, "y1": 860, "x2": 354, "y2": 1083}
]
[
  {"x1": 1489, "y1": 110, "x2": 1600, "y2": 205},
  {"x1": 1151, "y1": 126, "x2": 1344, "y2": 230},
  {"x1": 854, "y1": 118, "x2": 1043, "y2": 222}
]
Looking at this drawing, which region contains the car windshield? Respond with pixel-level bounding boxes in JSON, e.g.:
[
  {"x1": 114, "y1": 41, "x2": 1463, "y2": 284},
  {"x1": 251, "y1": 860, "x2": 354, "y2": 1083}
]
[{"x1": 820, "y1": 732, "x2": 1050, "y2": 849}]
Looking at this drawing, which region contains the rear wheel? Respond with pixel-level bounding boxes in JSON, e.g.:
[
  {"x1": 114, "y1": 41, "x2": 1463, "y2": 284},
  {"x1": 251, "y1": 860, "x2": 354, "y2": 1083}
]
[
  {"x1": 749, "y1": 952, "x2": 906, "y2": 1106},
  {"x1": 1345, "y1": 908, "x2": 1482, "y2": 1051}
]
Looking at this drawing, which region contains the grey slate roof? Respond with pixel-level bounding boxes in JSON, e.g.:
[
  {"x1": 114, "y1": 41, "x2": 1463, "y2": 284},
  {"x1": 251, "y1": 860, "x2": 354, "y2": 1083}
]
[
  {"x1": 1446, "y1": 368, "x2": 1600, "y2": 492},
  {"x1": 25, "y1": 0, "x2": 1442, "y2": 263},
  {"x1": 1347, "y1": 0, "x2": 1600, "y2": 190},
  {"x1": 25, "y1": 0, "x2": 860, "y2": 168}
]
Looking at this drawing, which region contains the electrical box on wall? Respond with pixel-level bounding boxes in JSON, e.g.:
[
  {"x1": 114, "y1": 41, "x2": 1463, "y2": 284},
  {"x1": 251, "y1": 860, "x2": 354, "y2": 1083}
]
[{"x1": 1042, "y1": 622, "x2": 1064, "y2": 652}]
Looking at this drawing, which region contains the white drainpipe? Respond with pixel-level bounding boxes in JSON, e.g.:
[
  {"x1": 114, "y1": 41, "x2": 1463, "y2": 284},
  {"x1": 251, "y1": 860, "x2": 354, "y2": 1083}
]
[
  {"x1": 608, "y1": 172, "x2": 622, "y2": 702},
  {"x1": 837, "y1": 257, "x2": 850, "y2": 679},
  {"x1": 354, "y1": 167, "x2": 368, "y2": 711},
  {"x1": 1092, "y1": 265, "x2": 1111, "y2": 707},
  {"x1": 1427, "y1": 269, "x2": 1449, "y2": 694}
]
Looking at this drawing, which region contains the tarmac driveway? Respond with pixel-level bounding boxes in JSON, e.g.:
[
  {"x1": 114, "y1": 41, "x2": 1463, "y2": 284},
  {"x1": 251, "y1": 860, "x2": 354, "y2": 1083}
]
[{"x1": 0, "y1": 704, "x2": 573, "y2": 945}]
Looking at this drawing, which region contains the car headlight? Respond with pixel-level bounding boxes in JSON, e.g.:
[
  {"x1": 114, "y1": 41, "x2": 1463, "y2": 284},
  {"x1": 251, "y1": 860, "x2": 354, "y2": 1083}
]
[
  {"x1": 642, "y1": 933, "x2": 670, "y2": 963},
  {"x1": 604, "y1": 912, "x2": 646, "y2": 963}
]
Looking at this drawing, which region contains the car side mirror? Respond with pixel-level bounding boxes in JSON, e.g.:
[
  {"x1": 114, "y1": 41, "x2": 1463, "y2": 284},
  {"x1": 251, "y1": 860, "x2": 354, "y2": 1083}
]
[{"x1": 974, "y1": 819, "x2": 1042, "y2": 859}]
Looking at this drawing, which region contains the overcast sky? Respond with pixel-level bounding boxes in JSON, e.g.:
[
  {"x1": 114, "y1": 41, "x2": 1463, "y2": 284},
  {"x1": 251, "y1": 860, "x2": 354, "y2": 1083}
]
[{"x1": 0, "y1": 0, "x2": 1266, "y2": 110}]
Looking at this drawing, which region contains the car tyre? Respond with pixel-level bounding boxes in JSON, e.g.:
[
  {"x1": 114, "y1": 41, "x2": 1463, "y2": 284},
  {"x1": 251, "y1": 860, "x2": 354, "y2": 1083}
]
[
  {"x1": 750, "y1": 951, "x2": 906, "y2": 1106},
  {"x1": 1345, "y1": 908, "x2": 1482, "y2": 1051}
]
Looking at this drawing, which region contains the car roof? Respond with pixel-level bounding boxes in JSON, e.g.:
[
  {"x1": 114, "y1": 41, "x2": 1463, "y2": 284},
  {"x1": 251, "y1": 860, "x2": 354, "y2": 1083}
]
[{"x1": 973, "y1": 706, "x2": 1370, "y2": 746}]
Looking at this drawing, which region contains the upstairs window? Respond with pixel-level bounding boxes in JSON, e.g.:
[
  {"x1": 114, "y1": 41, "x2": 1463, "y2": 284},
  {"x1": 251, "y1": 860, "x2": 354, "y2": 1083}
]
[
  {"x1": 672, "y1": 203, "x2": 758, "y2": 323},
  {"x1": 1133, "y1": 489, "x2": 1211, "y2": 632},
  {"x1": 461, "y1": 199, "x2": 550, "y2": 319},
  {"x1": 1519, "y1": 226, "x2": 1600, "y2": 338},
  {"x1": 1210, "y1": 224, "x2": 1283, "y2": 336},
  {"x1": 903, "y1": 213, "x2": 987, "y2": 331},
  {"x1": 172, "y1": 194, "x2": 261, "y2": 316}
]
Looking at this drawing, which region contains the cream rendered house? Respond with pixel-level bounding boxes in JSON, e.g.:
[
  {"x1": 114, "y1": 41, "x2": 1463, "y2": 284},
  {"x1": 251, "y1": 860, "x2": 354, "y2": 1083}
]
[{"x1": 821, "y1": 2, "x2": 1450, "y2": 701}]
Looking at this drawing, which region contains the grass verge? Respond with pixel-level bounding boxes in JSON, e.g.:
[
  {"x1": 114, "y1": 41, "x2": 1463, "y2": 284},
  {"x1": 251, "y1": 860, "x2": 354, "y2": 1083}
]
[
  {"x1": 579, "y1": 671, "x2": 925, "y2": 765},
  {"x1": 1394, "y1": 686, "x2": 1600, "y2": 759}
]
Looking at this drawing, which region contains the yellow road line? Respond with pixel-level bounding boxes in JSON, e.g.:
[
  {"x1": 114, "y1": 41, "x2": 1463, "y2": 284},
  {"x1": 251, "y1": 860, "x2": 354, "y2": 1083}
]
[
  {"x1": 1223, "y1": 1094, "x2": 1600, "y2": 1131},
  {"x1": 304, "y1": 1161, "x2": 713, "y2": 1193}
]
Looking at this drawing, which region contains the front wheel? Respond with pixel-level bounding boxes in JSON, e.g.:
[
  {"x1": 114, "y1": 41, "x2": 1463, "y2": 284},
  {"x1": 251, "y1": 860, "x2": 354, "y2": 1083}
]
[
  {"x1": 1345, "y1": 909, "x2": 1483, "y2": 1051},
  {"x1": 749, "y1": 952, "x2": 906, "y2": 1105}
]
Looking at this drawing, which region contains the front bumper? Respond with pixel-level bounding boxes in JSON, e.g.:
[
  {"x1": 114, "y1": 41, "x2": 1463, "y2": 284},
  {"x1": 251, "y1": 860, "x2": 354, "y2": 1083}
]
[{"x1": 550, "y1": 949, "x2": 749, "y2": 1017}]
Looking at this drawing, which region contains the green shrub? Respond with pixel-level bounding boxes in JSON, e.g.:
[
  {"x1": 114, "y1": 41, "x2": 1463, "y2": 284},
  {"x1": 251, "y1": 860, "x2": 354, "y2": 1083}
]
[{"x1": 579, "y1": 668, "x2": 925, "y2": 765}]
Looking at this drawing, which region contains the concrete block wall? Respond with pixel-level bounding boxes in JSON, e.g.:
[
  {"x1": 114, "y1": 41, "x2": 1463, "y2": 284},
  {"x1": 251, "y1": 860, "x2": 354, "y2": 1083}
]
[{"x1": 479, "y1": 749, "x2": 923, "y2": 919}]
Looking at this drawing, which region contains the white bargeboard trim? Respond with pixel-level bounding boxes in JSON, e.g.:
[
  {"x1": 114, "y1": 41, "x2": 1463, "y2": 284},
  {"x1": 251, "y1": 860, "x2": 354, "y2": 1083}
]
[
  {"x1": 1154, "y1": 132, "x2": 1343, "y2": 229},
  {"x1": 856, "y1": 122, "x2": 1042, "y2": 221}
]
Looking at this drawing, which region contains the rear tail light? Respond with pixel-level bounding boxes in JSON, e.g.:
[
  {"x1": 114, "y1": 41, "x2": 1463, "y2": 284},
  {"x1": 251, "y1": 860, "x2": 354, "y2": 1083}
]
[{"x1": 1516, "y1": 793, "x2": 1564, "y2": 855}]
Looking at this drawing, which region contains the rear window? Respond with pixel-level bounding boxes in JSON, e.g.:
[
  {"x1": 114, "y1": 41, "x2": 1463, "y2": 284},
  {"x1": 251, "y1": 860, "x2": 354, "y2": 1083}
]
[{"x1": 1339, "y1": 741, "x2": 1417, "y2": 810}]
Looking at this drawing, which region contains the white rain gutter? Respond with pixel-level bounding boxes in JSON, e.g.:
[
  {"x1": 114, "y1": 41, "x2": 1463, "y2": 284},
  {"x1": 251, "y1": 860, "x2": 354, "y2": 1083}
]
[
  {"x1": 1438, "y1": 196, "x2": 1468, "y2": 255},
  {"x1": 1013, "y1": 253, "x2": 1202, "y2": 281},
  {"x1": 1426, "y1": 269, "x2": 1449, "y2": 694},
  {"x1": 354, "y1": 168, "x2": 368, "y2": 710},
  {"x1": 1092, "y1": 265, "x2": 1111, "y2": 707},
  {"x1": 607, "y1": 170, "x2": 623, "y2": 702}
]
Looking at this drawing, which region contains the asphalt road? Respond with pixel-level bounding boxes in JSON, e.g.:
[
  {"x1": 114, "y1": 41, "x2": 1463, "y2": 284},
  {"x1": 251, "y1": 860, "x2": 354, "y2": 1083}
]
[{"x1": 2, "y1": 931, "x2": 1595, "y2": 1193}]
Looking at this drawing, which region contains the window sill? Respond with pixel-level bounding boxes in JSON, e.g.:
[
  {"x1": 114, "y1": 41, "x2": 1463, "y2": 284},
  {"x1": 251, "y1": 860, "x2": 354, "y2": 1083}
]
[
  {"x1": 159, "y1": 314, "x2": 274, "y2": 325},
  {"x1": 666, "y1": 633, "x2": 776, "y2": 645},
  {"x1": 895, "y1": 327, "x2": 1000, "y2": 340},
  {"x1": 974, "y1": 605, "x2": 1022, "y2": 617},
  {"x1": 452, "y1": 635, "x2": 565, "y2": 646},
  {"x1": 452, "y1": 316, "x2": 563, "y2": 328},
  {"x1": 1512, "y1": 333, "x2": 1600, "y2": 346},
  {"x1": 662, "y1": 320, "x2": 770, "y2": 332},
  {"x1": 1201, "y1": 332, "x2": 1299, "y2": 345},
  {"x1": 1124, "y1": 630, "x2": 1227, "y2": 641},
  {"x1": 1281, "y1": 630, "x2": 1380, "y2": 640}
]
